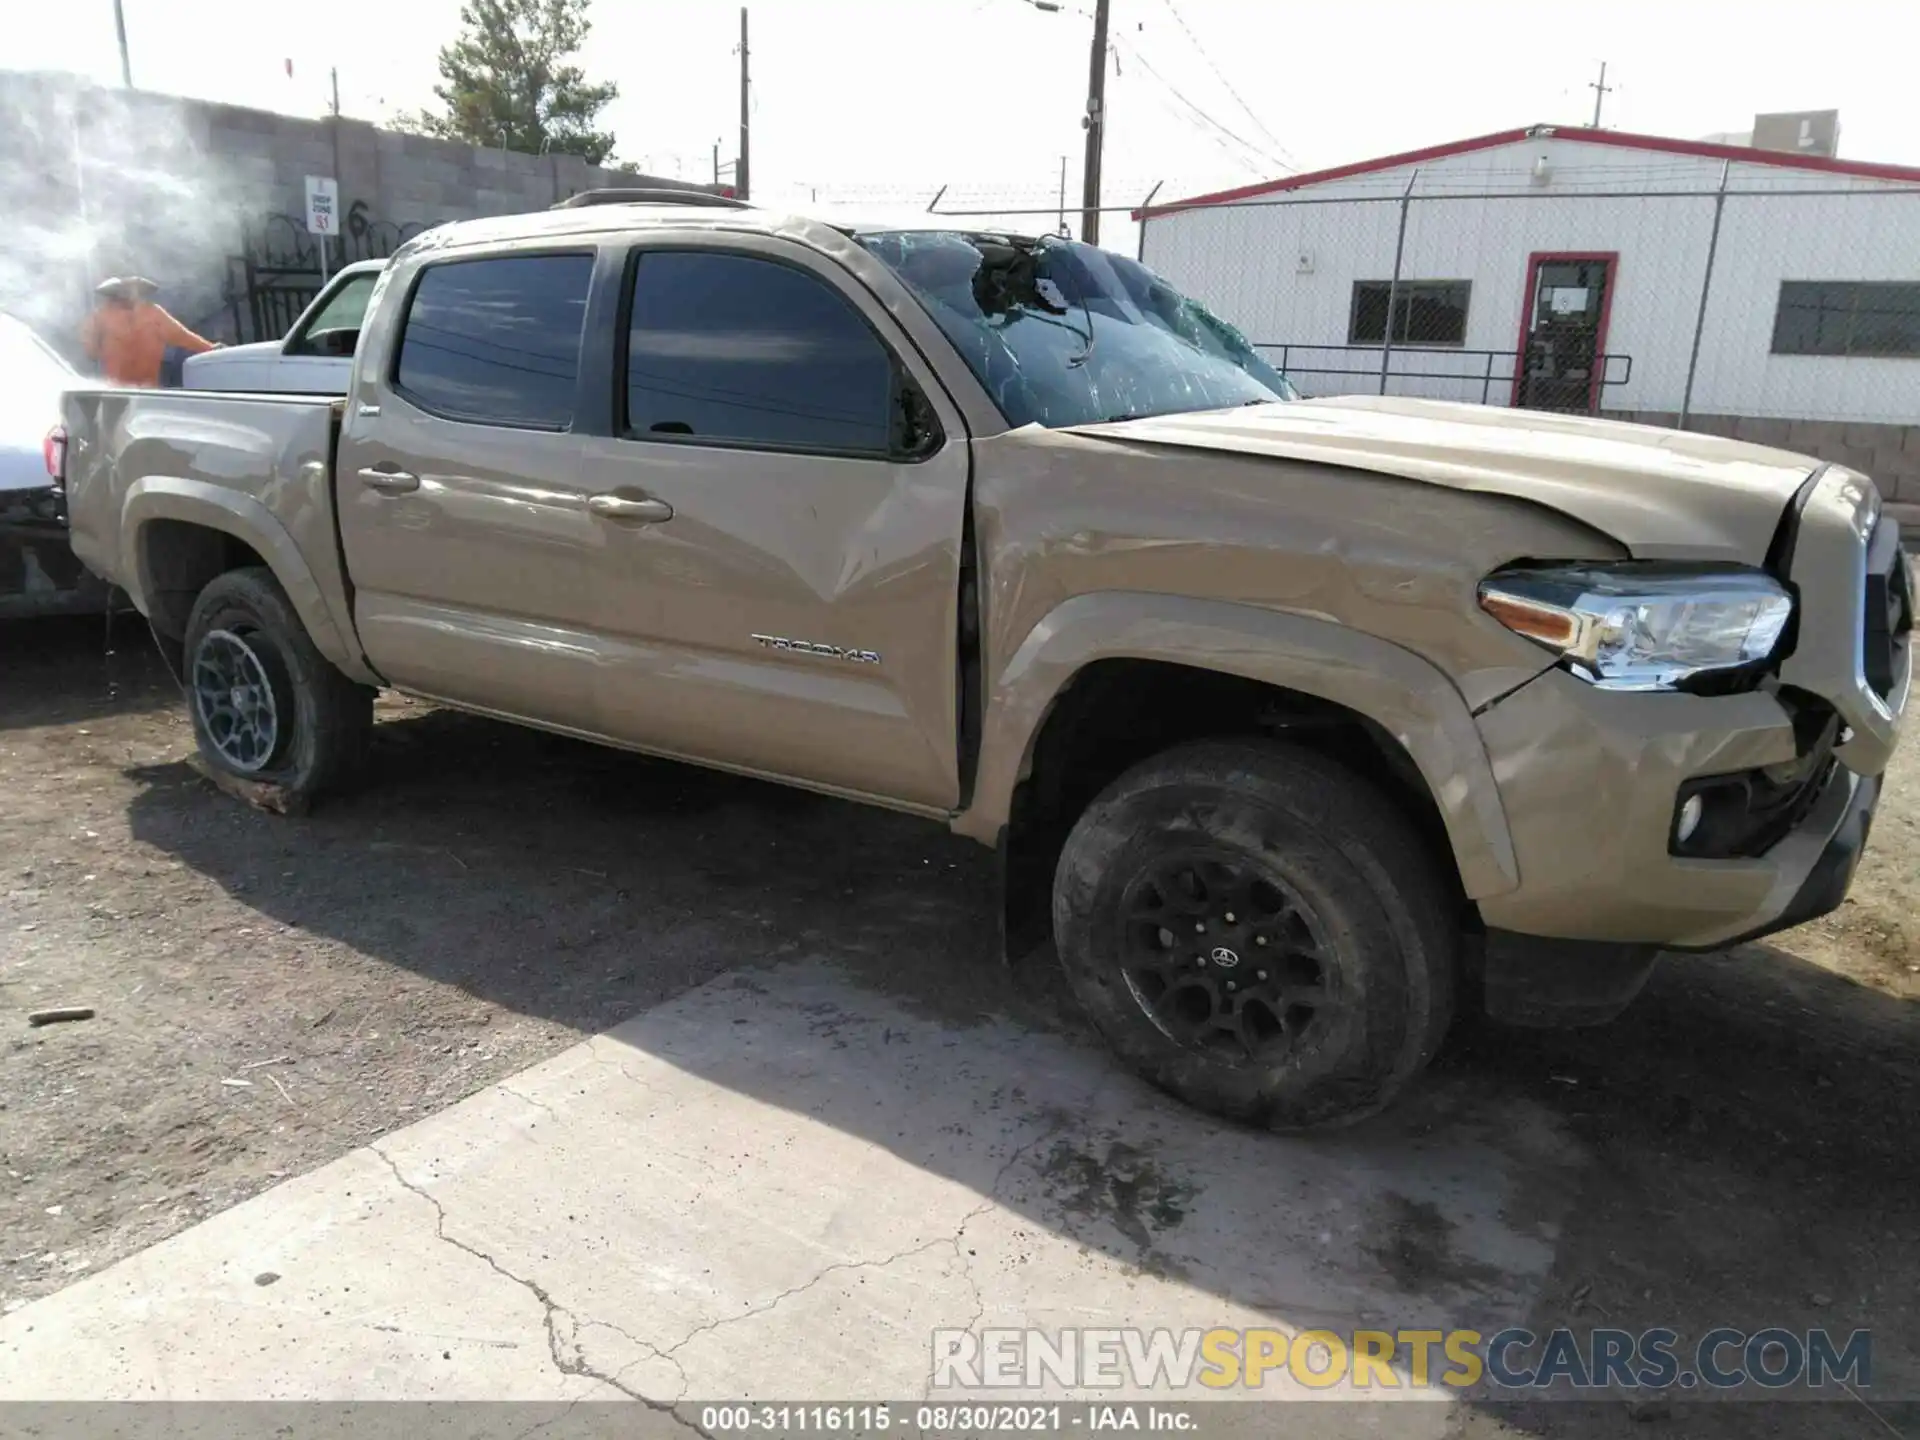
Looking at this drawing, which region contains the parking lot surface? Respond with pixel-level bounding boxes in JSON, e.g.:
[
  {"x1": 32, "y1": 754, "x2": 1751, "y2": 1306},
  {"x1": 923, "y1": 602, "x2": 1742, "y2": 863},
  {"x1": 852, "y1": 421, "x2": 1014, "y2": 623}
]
[{"x1": 3, "y1": 617, "x2": 1917, "y2": 1435}]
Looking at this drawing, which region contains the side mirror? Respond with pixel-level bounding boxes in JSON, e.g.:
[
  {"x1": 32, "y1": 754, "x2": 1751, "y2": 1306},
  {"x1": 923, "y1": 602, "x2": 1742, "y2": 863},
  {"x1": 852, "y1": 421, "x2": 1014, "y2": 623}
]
[{"x1": 893, "y1": 379, "x2": 943, "y2": 461}]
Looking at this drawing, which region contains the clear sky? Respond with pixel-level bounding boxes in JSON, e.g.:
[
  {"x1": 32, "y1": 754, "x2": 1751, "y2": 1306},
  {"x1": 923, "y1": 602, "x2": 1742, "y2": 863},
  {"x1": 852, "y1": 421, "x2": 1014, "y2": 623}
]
[{"x1": 11, "y1": 0, "x2": 1916, "y2": 252}]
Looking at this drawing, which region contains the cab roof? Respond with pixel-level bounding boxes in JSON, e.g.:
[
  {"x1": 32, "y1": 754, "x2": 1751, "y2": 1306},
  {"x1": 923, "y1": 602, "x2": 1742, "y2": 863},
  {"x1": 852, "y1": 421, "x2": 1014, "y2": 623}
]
[{"x1": 406, "y1": 201, "x2": 1043, "y2": 256}]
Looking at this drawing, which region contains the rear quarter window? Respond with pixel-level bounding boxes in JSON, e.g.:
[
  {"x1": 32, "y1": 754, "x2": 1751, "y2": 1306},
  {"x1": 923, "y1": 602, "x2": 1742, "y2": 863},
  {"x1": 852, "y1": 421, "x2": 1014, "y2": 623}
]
[{"x1": 394, "y1": 253, "x2": 594, "y2": 429}]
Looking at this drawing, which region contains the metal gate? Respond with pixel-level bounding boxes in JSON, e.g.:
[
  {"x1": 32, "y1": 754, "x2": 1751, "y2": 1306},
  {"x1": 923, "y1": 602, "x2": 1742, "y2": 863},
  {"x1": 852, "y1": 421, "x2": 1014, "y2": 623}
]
[{"x1": 224, "y1": 203, "x2": 429, "y2": 344}]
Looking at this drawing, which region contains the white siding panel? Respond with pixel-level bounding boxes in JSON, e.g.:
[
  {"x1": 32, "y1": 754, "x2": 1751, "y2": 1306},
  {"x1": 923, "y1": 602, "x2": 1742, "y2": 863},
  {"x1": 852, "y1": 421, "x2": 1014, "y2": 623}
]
[
  {"x1": 1688, "y1": 190, "x2": 1920, "y2": 423},
  {"x1": 1141, "y1": 136, "x2": 1920, "y2": 423}
]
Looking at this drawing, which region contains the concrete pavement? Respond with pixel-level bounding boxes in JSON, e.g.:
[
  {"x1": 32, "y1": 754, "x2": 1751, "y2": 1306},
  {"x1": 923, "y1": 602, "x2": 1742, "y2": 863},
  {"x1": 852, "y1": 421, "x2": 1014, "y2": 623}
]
[{"x1": 0, "y1": 961, "x2": 1580, "y2": 1416}]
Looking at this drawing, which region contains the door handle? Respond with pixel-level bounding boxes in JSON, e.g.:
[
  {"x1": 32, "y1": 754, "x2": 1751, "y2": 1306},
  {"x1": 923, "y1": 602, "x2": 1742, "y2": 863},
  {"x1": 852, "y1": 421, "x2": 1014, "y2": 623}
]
[
  {"x1": 587, "y1": 493, "x2": 674, "y2": 524},
  {"x1": 357, "y1": 466, "x2": 420, "y2": 494}
]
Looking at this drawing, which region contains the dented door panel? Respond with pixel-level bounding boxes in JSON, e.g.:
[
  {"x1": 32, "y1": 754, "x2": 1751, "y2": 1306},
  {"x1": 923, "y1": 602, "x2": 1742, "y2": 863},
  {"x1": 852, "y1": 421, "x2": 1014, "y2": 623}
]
[{"x1": 543, "y1": 232, "x2": 972, "y2": 811}]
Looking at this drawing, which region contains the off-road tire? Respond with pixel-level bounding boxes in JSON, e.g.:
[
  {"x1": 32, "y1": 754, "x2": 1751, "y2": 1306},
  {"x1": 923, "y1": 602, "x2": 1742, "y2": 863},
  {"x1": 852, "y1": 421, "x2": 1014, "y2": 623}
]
[
  {"x1": 182, "y1": 567, "x2": 372, "y2": 805},
  {"x1": 1052, "y1": 739, "x2": 1456, "y2": 1130}
]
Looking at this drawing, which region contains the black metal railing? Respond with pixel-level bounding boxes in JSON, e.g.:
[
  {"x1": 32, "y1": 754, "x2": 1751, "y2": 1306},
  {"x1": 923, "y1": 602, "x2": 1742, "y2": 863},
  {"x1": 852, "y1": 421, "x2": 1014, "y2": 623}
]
[
  {"x1": 1257, "y1": 343, "x2": 1633, "y2": 414},
  {"x1": 222, "y1": 206, "x2": 434, "y2": 344}
]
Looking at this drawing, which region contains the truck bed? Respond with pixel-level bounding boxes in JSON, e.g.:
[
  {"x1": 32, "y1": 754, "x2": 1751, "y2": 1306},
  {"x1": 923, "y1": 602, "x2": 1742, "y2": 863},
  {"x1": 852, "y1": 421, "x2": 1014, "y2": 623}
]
[{"x1": 60, "y1": 388, "x2": 361, "y2": 677}]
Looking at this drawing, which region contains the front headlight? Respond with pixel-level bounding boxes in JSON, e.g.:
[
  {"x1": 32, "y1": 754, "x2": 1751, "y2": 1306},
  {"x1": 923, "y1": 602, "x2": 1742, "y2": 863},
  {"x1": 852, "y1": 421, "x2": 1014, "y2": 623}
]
[{"x1": 1478, "y1": 563, "x2": 1794, "y2": 692}]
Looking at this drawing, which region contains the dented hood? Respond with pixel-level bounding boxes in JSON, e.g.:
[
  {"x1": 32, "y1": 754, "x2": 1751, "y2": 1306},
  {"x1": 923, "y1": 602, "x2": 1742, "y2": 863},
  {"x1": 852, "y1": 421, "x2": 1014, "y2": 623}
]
[{"x1": 1078, "y1": 395, "x2": 1818, "y2": 564}]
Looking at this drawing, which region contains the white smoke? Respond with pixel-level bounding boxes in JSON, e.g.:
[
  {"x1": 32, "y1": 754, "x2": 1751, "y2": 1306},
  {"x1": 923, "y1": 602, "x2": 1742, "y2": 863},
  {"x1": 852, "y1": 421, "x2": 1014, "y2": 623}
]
[{"x1": 0, "y1": 70, "x2": 257, "y2": 360}]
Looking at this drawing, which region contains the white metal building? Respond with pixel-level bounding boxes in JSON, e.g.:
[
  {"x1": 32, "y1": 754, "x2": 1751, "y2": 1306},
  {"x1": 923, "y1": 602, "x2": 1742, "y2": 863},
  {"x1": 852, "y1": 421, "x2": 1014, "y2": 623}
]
[{"x1": 1136, "y1": 125, "x2": 1920, "y2": 440}]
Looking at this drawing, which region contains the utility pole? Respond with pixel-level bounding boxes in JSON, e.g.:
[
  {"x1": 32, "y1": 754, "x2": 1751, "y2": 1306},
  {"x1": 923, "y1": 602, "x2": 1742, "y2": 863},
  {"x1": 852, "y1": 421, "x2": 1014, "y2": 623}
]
[
  {"x1": 111, "y1": 0, "x2": 132, "y2": 87},
  {"x1": 1589, "y1": 60, "x2": 1612, "y2": 128},
  {"x1": 737, "y1": 7, "x2": 751, "y2": 201},
  {"x1": 1080, "y1": 0, "x2": 1111, "y2": 244},
  {"x1": 1679, "y1": 160, "x2": 1732, "y2": 430},
  {"x1": 326, "y1": 65, "x2": 343, "y2": 268}
]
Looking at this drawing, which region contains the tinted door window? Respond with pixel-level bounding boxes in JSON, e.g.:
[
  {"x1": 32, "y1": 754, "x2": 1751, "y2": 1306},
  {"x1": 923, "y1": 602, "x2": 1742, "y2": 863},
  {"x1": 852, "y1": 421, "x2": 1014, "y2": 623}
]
[
  {"x1": 395, "y1": 254, "x2": 594, "y2": 429},
  {"x1": 625, "y1": 251, "x2": 893, "y2": 453}
]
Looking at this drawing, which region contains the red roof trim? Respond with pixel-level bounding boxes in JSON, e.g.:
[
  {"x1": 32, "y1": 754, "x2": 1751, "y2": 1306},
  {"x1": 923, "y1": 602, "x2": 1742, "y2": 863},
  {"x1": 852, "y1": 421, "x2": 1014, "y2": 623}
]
[
  {"x1": 1136, "y1": 124, "x2": 1920, "y2": 219},
  {"x1": 1565, "y1": 127, "x2": 1920, "y2": 183},
  {"x1": 1136, "y1": 128, "x2": 1532, "y2": 218}
]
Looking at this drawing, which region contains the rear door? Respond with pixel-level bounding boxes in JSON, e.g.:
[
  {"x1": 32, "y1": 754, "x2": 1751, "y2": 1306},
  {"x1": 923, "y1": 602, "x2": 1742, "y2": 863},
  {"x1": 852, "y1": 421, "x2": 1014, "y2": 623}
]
[
  {"x1": 562, "y1": 234, "x2": 971, "y2": 810},
  {"x1": 334, "y1": 245, "x2": 611, "y2": 730}
]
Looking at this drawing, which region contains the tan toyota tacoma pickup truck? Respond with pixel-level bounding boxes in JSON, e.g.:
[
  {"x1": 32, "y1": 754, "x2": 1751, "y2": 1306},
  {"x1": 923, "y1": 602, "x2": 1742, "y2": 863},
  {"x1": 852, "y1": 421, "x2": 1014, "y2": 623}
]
[{"x1": 54, "y1": 192, "x2": 1911, "y2": 1129}]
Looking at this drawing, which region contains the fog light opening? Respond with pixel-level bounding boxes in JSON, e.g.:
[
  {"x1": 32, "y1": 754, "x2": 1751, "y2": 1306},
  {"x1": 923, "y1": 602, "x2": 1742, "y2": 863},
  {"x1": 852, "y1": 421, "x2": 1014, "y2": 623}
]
[{"x1": 1675, "y1": 793, "x2": 1706, "y2": 846}]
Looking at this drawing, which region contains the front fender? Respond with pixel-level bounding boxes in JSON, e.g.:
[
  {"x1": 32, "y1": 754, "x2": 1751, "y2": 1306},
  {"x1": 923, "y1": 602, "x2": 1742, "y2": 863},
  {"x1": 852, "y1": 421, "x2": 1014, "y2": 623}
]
[
  {"x1": 955, "y1": 591, "x2": 1519, "y2": 900},
  {"x1": 121, "y1": 477, "x2": 377, "y2": 685}
]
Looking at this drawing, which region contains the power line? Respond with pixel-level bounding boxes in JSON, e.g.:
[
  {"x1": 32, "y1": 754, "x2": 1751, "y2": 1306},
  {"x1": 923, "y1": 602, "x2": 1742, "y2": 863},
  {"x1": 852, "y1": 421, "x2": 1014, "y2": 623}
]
[
  {"x1": 1130, "y1": 74, "x2": 1265, "y2": 174},
  {"x1": 1115, "y1": 34, "x2": 1287, "y2": 174},
  {"x1": 1154, "y1": 0, "x2": 1294, "y2": 168},
  {"x1": 1116, "y1": 34, "x2": 1282, "y2": 171}
]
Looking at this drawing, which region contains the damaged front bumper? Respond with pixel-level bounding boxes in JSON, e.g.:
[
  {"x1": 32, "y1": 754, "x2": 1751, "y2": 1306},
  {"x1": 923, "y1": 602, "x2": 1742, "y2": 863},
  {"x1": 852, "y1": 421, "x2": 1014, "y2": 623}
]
[{"x1": 1473, "y1": 469, "x2": 1907, "y2": 954}]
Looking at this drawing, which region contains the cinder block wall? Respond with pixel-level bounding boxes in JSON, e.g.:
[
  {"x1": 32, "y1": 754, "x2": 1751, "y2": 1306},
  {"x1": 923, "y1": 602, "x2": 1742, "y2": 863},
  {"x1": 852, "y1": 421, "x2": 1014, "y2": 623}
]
[
  {"x1": 1604, "y1": 410, "x2": 1920, "y2": 505},
  {"x1": 0, "y1": 70, "x2": 710, "y2": 354}
]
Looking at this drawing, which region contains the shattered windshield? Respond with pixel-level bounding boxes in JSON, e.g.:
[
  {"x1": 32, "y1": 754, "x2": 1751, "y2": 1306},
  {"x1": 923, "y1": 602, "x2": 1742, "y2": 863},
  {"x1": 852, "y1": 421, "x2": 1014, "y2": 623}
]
[{"x1": 856, "y1": 230, "x2": 1295, "y2": 429}]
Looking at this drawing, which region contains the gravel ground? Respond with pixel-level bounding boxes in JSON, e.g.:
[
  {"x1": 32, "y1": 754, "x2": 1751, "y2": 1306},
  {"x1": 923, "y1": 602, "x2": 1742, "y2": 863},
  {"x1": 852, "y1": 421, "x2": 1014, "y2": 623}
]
[{"x1": 2, "y1": 615, "x2": 1915, "y2": 1435}]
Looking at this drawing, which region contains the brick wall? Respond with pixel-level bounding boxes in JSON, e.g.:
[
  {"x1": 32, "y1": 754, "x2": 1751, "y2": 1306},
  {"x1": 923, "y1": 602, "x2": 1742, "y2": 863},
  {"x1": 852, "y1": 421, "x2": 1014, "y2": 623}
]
[{"x1": 1603, "y1": 410, "x2": 1920, "y2": 504}]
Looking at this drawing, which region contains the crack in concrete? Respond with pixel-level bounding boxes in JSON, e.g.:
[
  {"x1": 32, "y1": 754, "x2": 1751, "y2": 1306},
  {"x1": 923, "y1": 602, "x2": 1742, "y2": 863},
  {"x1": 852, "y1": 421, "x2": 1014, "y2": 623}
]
[
  {"x1": 653, "y1": 1100, "x2": 1076, "y2": 1372},
  {"x1": 371, "y1": 1144, "x2": 691, "y2": 1422},
  {"x1": 584, "y1": 1043, "x2": 665, "y2": 1097},
  {"x1": 567, "y1": 1049, "x2": 745, "y2": 1186},
  {"x1": 921, "y1": 1112, "x2": 1072, "y2": 1401},
  {"x1": 926, "y1": 1203, "x2": 996, "y2": 1403},
  {"x1": 370, "y1": 1075, "x2": 1076, "y2": 1416},
  {"x1": 660, "y1": 1233, "x2": 962, "y2": 1363},
  {"x1": 497, "y1": 1083, "x2": 560, "y2": 1122}
]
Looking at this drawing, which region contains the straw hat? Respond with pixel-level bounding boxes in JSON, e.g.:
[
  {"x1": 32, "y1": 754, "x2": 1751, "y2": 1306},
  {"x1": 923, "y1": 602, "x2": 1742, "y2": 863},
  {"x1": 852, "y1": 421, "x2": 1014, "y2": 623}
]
[{"x1": 94, "y1": 275, "x2": 159, "y2": 298}]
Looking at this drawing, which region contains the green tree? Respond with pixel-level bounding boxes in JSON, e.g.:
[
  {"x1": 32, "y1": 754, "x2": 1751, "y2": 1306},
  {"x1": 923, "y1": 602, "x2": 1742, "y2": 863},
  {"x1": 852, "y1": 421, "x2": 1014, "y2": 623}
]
[{"x1": 406, "y1": 0, "x2": 620, "y2": 165}]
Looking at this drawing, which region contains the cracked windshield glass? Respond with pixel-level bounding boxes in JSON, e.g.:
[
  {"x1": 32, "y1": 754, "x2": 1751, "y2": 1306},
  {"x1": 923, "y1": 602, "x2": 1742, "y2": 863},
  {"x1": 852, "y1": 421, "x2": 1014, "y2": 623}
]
[{"x1": 857, "y1": 230, "x2": 1297, "y2": 428}]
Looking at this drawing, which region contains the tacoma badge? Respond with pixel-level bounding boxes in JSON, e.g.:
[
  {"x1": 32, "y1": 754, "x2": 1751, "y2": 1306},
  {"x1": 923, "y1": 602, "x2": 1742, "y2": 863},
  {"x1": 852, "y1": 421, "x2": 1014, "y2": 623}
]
[{"x1": 751, "y1": 634, "x2": 882, "y2": 665}]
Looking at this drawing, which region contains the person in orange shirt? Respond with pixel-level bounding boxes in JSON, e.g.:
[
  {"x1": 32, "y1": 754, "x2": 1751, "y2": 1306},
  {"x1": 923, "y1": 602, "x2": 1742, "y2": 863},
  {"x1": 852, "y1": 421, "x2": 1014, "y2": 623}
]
[{"x1": 80, "y1": 276, "x2": 218, "y2": 388}]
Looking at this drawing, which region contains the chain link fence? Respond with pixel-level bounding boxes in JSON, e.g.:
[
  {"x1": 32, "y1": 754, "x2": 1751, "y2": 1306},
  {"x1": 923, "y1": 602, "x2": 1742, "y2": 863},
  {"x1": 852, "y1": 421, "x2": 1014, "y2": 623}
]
[{"x1": 1135, "y1": 169, "x2": 1920, "y2": 463}]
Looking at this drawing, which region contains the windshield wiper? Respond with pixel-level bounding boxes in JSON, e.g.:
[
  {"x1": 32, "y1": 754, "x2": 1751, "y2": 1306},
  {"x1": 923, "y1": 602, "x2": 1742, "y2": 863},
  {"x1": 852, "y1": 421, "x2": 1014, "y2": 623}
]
[{"x1": 1036, "y1": 236, "x2": 1095, "y2": 370}]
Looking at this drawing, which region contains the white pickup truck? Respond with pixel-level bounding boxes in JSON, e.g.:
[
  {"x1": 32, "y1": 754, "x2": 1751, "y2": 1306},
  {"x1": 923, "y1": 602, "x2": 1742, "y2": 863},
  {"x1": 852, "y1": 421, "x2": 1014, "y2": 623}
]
[{"x1": 182, "y1": 260, "x2": 382, "y2": 394}]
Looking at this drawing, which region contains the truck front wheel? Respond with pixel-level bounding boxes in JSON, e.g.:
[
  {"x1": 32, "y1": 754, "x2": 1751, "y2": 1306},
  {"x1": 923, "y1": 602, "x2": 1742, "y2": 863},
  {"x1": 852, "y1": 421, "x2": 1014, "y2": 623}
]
[
  {"x1": 1052, "y1": 739, "x2": 1456, "y2": 1130},
  {"x1": 182, "y1": 567, "x2": 372, "y2": 806}
]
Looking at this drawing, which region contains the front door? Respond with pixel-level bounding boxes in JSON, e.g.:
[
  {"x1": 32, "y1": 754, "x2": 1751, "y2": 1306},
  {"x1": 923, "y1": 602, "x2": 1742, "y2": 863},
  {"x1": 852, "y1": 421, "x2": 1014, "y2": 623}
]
[
  {"x1": 1514, "y1": 253, "x2": 1616, "y2": 413},
  {"x1": 562, "y1": 236, "x2": 970, "y2": 812}
]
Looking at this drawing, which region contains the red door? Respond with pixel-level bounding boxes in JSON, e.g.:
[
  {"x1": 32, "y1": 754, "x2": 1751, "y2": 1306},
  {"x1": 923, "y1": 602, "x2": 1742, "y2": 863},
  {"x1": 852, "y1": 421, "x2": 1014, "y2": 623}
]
[{"x1": 1512, "y1": 252, "x2": 1618, "y2": 413}]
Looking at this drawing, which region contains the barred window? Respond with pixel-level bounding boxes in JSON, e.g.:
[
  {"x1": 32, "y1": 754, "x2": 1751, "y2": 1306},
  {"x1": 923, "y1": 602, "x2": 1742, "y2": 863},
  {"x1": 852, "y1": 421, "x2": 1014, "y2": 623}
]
[
  {"x1": 1348, "y1": 280, "x2": 1471, "y2": 347},
  {"x1": 1772, "y1": 282, "x2": 1920, "y2": 358}
]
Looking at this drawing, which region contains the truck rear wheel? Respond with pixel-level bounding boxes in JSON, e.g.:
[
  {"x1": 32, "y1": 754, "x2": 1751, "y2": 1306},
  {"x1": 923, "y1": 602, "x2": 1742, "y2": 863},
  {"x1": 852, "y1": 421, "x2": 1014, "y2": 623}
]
[
  {"x1": 1052, "y1": 739, "x2": 1456, "y2": 1130},
  {"x1": 183, "y1": 567, "x2": 372, "y2": 806}
]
